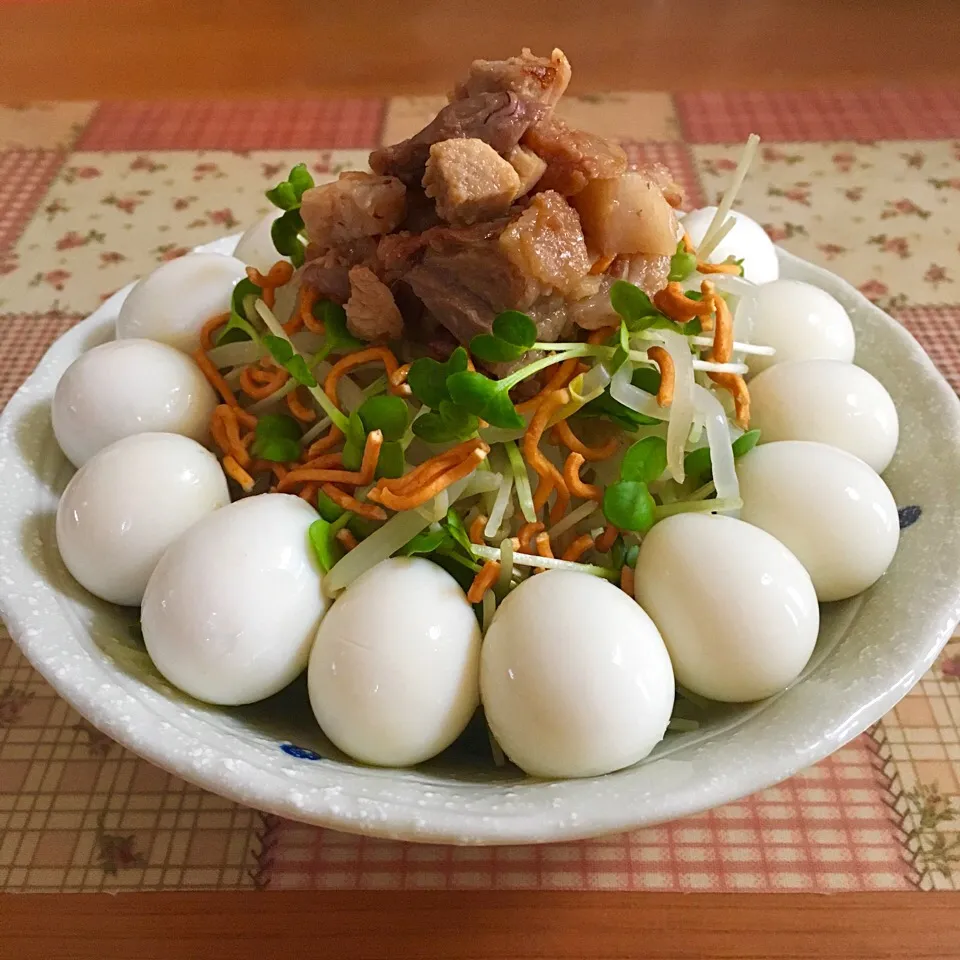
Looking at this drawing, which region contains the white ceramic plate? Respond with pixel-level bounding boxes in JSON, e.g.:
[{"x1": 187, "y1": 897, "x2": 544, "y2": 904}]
[{"x1": 2, "y1": 237, "x2": 959, "y2": 845}]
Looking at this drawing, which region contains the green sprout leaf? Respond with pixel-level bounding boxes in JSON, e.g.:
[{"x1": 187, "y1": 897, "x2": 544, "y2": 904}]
[
  {"x1": 398, "y1": 526, "x2": 448, "y2": 557},
  {"x1": 602, "y1": 480, "x2": 656, "y2": 533},
  {"x1": 358, "y1": 395, "x2": 408, "y2": 442},
  {"x1": 251, "y1": 413, "x2": 302, "y2": 463},
  {"x1": 732, "y1": 429, "x2": 761, "y2": 458},
  {"x1": 469, "y1": 311, "x2": 537, "y2": 363},
  {"x1": 407, "y1": 347, "x2": 468, "y2": 409},
  {"x1": 446, "y1": 371, "x2": 525, "y2": 430},
  {"x1": 287, "y1": 163, "x2": 314, "y2": 200},
  {"x1": 577, "y1": 391, "x2": 659, "y2": 430},
  {"x1": 669, "y1": 241, "x2": 698, "y2": 282},
  {"x1": 610, "y1": 280, "x2": 663, "y2": 331},
  {"x1": 266, "y1": 163, "x2": 314, "y2": 211},
  {"x1": 620, "y1": 436, "x2": 668, "y2": 484},
  {"x1": 216, "y1": 277, "x2": 262, "y2": 345},
  {"x1": 314, "y1": 300, "x2": 365, "y2": 356},
  {"x1": 624, "y1": 543, "x2": 640, "y2": 568},
  {"x1": 631, "y1": 366, "x2": 661, "y2": 395},
  {"x1": 683, "y1": 446, "x2": 713, "y2": 485},
  {"x1": 412, "y1": 400, "x2": 478, "y2": 444},
  {"x1": 341, "y1": 411, "x2": 367, "y2": 471},
  {"x1": 309, "y1": 516, "x2": 347, "y2": 574},
  {"x1": 684, "y1": 429, "x2": 762, "y2": 485},
  {"x1": 444, "y1": 507, "x2": 475, "y2": 558},
  {"x1": 375, "y1": 440, "x2": 405, "y2": 479},
  {"x1": 263, "y1": 335, "x2": 317, "y2": 388},
  {"x1": 316, "y1": 489, "x2": 345, "y2": 522},
  {"x1": 271, "y1": 210, "x2": 306, "y2": 267}
]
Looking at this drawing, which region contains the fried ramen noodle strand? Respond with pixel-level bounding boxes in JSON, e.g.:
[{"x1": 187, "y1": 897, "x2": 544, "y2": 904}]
[
  {"x1": 193, "y1": 348, "x2": 238, "y2": 406},
  {"x1": 553, "y1": 419, "x2": 618, "y2": 462},
  {"x1": 223, "y1": 455, "x2": 255, "y2": 493},
  {"x1": 467, "y1": 559, "x2": 501, "y2": 604},
  {"x1": 523, "y1": 388, "x2": 571, "y2": 524},
  {"x1": 321, "y1": 483, "x2": 387, "y2": 521},
  {"x1": 560, "y1": 534, "x2": 594, "y2": 562},
  {"x1": 369, "y1": 448, "x2": 488, "y2": 512},
  {"x1": 277, "y1": 430, "x2": 383, "y2": 490},
  {"x1": 563, "y1": 452, "x2": 603, "y2": 502},
  {"x1": 646, "y1": 346, "x2": 675, "y2": 408}
]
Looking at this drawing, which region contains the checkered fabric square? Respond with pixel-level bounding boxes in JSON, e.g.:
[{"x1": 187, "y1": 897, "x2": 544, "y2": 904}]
[
  {"x1": 77, "y1": 100, "x2": 385, "y2": 151},
  {"x1": 265, "y1": 736, "x2": 910, "y2": 893},
  {"x1": 676, "y1": 89, "x2": 960, "y2": 143},
  {"x1": 0, "y1": 149, "x2": 64, "y2": 252},
  {"x1": 895, "y1": 307, "x2": 960, "y2": 392}
]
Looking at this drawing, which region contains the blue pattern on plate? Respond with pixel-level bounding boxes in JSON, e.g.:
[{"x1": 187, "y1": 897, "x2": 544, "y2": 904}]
[
  {"x1": 280, "y1": 743, "x2": 323, "y2": 761},
  {"x1": 898, "y1": 505, "x2": 922, "y2": 529}
]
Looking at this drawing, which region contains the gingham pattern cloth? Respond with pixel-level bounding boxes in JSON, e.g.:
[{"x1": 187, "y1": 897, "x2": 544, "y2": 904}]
[{"x1": 1, "y1": 90, "x2": 959, "y2": 893}]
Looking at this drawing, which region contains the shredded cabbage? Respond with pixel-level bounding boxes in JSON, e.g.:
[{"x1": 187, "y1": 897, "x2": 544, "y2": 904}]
[
  {"x1": 485, "y1": 469, "x2": 515, "y2": 539},
  {"x1": 504, "y1": 440, "x2": 536, "y2": 523},
  {"x1": 610, "y1": 361, "x2": 668, "y2": 421},
  {"x1": 547, "y1": 499, "x2": 600, "y2": 540},
  {"x1": 690, "y1": 335, "x2": 773, "y2": 357},
  {"x1": 324, "y1": 509, "x2": 431, "y2": 594},
  {"x1": 659, "y1": 329, "x2": 696, "y2": 482},
  {"x1": 481, "y1": 591, "x2": 497, "y2": 632},
  {"x1": 472, "y1": 544, "x2": 617, "y2": 580},
  {"x1": 207, "y1": 341, "x2": 263, "y2": 368},
  {"x1": 497, "y1": 538, "x2": 515, "y2": 591},
  {"x1": 693, "y1": 384, "x2": 739, "y2": 509}
]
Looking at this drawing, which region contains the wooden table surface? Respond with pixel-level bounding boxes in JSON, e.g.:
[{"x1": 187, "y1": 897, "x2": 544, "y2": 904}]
[
  {"x1": 3, "y1": 891, "x2": 960, "y2": 959},
  {"x1": 2, "y1": 2, "x2": 960, "y2": 957},
  {"x1": 1, "y1": 0, "x2": 959, "y2": 99}
]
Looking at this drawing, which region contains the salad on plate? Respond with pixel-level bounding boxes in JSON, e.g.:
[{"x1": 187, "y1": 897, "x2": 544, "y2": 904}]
[{"x1": 49, "y1": 48, "x2": 902, "y2": 780}]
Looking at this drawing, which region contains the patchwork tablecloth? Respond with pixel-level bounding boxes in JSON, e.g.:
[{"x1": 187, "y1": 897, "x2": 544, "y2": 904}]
[{"x1": 2, "y1": 90, "x2": 959, "y2": 893}]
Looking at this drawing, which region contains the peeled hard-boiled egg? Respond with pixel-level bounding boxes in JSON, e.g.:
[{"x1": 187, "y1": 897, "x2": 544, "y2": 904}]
[
  {"x1": 309, "y1": 557, "x2": 481, "y2": 766},
  {"x1": 232, "y1": 211, "x2": 284, "y2": 273},
  {"x1": 750, "y1": 359, "x2": 899, "y2": 474},
  {"x1": 746, "y1": 279, "x2": 855, "y2": 376},
  {"x1": 115, "y1": 252, "x2": 247, "y2": 353},
  {"x1": 737, "y1": 441, "x2": 900, "y2": 602},
  {"x1": 634, "y1": 513, "x2": 819, "y2": 703},
  {"x1": 52, "y1": 338, "x2": 218, "y2": 468},
  {"x1": 143, "y1": 494, "x2": 326, "y2": 705},
  {"x1": 308, "y1": 557, "x2": 481, "y2": 767},
  {"x1": 56, "y1": 432, "x2": 229, "y2": 606},
  {"x1": 480, "y1": 570, "x2": 675, "y2": 779},
  {"x1": 681, "y1": 207, "x2": 779, "y2": 284}
]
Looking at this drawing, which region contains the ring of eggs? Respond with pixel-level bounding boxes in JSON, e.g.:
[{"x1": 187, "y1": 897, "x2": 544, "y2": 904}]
[{"x1": 47, "y1": 208, "x2": 909, "y2": 779}]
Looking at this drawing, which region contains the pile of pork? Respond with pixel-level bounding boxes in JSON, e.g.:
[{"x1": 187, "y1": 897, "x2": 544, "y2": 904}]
[{"x1": 298, "y1": 48, "x2": 682, "y2": 372}]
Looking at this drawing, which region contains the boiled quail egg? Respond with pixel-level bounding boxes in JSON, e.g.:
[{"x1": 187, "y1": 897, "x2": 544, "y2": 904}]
[
  {"x1": 56, "y1": 432, "x2": 229, "y2": 606},
  {"x1": 480, "y1": 570, "x2": 675, "y2": 778},
  {"x1": 749, "y1": 359, "x2": 899, "y2": 473},
  {"x1": 681, "y1": 207, "x2": 779, "y2": 284},
  {"x1": 737, "y1": 440, "x2": 900, "y2": 602},
  {"x1": 634, "y1": 513, "x2": 819, "y2": 702},
  {"x1": 115, "y1": 252, "x2": 247, "y2": 353},
  {"x1": 746, "y1": 279, "x2": 855, "y2": 376},
  {"x1": 52, "y1": 338, "x2": 218, "y2": 467},
  {"x1": 308, "y1": 557, "x2": 481, "y2": 766},
  {"x1": 142, "y1": 494, "x2": 327, "y2": 705}
]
